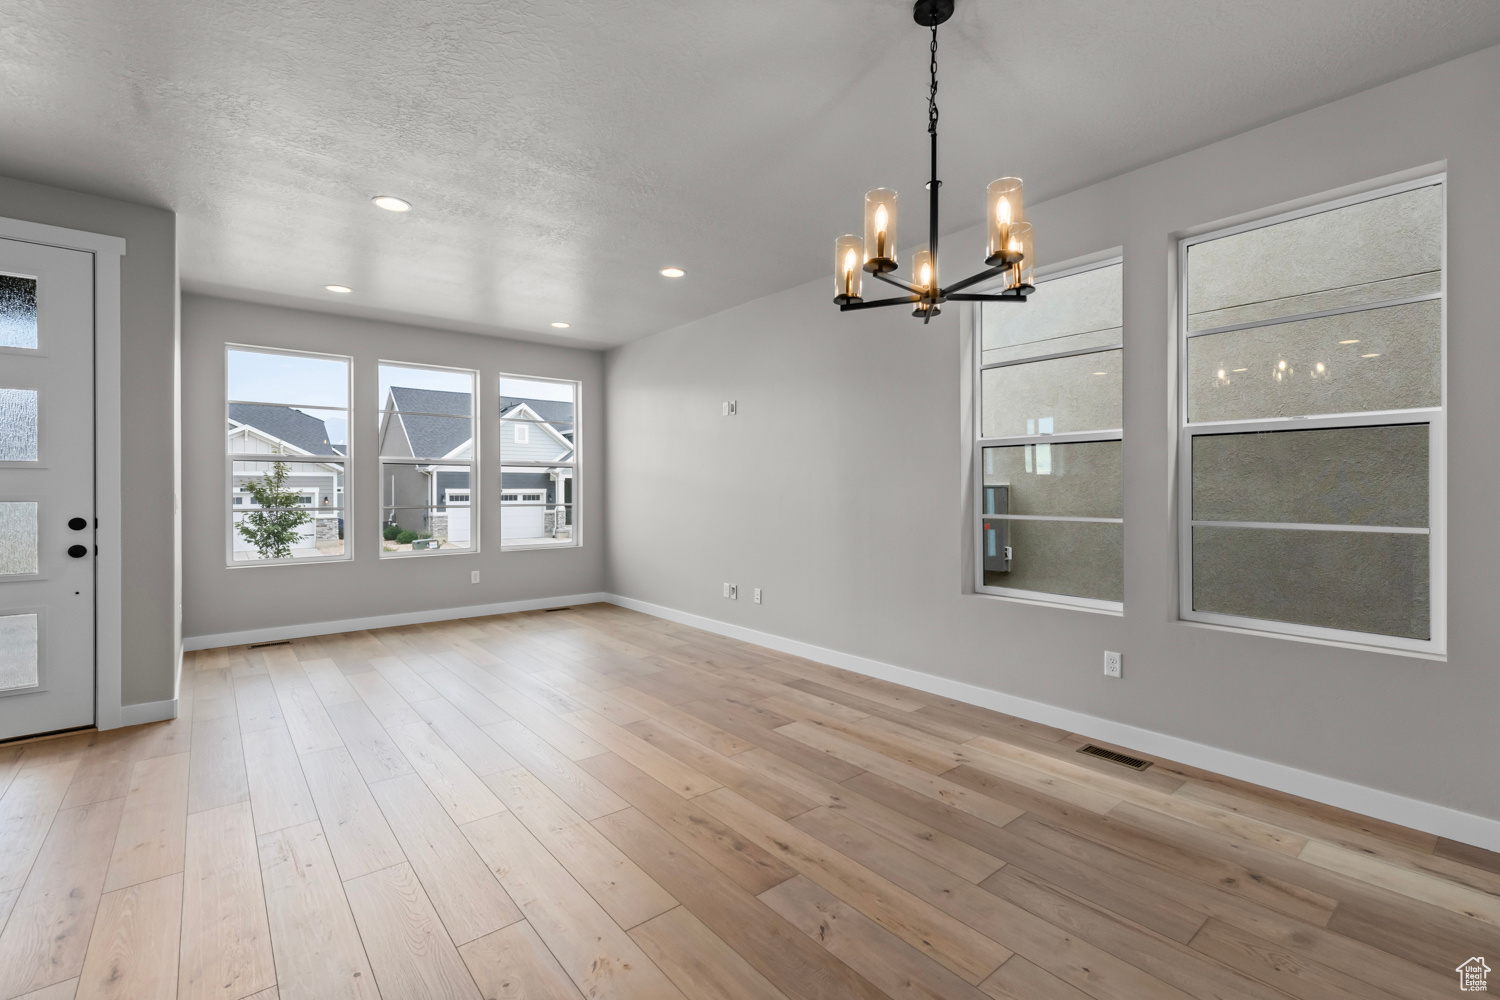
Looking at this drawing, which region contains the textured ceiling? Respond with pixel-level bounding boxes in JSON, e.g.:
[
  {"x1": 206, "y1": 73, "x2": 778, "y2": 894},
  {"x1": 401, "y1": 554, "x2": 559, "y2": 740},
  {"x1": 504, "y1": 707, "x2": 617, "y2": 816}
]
[{"x1": 4, "y1": 0, "x2": 1500, "y2": 347}]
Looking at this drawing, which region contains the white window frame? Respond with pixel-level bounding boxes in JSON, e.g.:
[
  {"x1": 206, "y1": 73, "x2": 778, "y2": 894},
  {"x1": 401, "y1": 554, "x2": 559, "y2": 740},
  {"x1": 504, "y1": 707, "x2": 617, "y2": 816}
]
[
  {"x1": 1176, "y1": 174, "x2": 1446, "y2": 656},
  {"x1": 500, "y1": 372, "x2": 580, "y2": 551},
  {"x1": 378, "y1": 360, "x2": 480, "y2": 560},
  {"x1": 971, "y1": 254, "x2": 1124, "y2": 613},
  {"x1": 224, "y1": 343, "x2": 351, "y2": 568}
]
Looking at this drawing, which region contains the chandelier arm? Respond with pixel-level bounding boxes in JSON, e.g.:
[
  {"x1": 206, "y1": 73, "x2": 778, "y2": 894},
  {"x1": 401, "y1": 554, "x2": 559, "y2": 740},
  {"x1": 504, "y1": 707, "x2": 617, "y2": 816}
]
[
  {"x1": 872, "y1": 270, "x2": 924, "y2": 294},
  {"x1": 940, "y1": 262, "x2": 1013, "y2": 296},
  {"x1": 944, "y1": 292, "x2": 1030, "y2": 302},
  {"x1": 839, "y1": 295, "x2": 922, "y2": 311}
]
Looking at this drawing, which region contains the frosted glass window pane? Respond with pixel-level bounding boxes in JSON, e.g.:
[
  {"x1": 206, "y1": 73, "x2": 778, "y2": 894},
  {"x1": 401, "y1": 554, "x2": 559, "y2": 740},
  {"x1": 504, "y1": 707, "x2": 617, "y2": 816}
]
[
  {"x1": 982, "y1": 262, "x2": 1122, "y2": 365},
  {"x1": 0, "y1": 275, "x2": 38, "y2": 350},
  {"x1": 982, "y1": 519, "x2": 1122, "y2": 601},
  {"x1": 0, "y1": 502, "x2": 39, "y2": 575},
  {"x1": 1192, "y1": 526, "x2": 1428, "y2": 639},
  {"x1": 0, "y1": 388, "x2": 39, "y2": 461},
  {"x1": 1187, "y1": 185, "x2": 1442, "y2": 331},
  {"x1": 981, "y1": 351, "x2": 1121, "y2": 437},
  {"x1": 1193, "y1": 425, "x2": 1427, "y2": 527},
  {"x1": 1187, "y1": 299, "x2": 1440, "y2": 422},
  {"x1": 0, "y1": 614, "x2": 39, "y2": 691},
  {"x1": 983, "y1": 442, "x2": 1121, "y2": 518},
  {"x1": 228, "y1": 350, "x2": 348, "y2": 408}
]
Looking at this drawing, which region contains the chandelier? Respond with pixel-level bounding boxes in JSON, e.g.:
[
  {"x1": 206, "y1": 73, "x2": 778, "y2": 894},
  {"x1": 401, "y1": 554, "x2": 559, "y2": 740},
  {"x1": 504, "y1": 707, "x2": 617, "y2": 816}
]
[{"x1": 833, "y1": 0, "x2": 1034, "y2": 322}]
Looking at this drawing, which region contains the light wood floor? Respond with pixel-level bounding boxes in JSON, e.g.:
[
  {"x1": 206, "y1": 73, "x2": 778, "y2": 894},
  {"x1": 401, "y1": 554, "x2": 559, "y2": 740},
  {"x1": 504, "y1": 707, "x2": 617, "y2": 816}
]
[{"x1": 0, "y1": 605, "x2": 1495, "y2": 1000}]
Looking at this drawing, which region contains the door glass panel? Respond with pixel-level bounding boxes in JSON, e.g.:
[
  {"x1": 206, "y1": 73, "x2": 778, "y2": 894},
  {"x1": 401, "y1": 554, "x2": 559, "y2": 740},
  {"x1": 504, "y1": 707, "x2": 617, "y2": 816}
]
[
  {"x1": 0, "y1": 613, "x2": 39, "y2": 692},
  {"x1": 0, "y1": 502, "x2": 39, "y2": 575},
  {"x1": 0, "y1": 388, "x2": 39, "y2": 461},
  {"x1": 0, "y1": 275, "x2": 38, "y2": 350}
]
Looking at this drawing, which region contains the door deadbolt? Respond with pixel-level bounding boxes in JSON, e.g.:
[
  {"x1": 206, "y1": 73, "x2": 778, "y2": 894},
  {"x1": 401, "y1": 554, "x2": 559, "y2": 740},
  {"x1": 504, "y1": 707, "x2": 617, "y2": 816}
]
[
  {"x1": 68, "y1": 517, "x2": 88, "y2": 531},
  {"x1": 67, "y1": 544, "x2": 88, "y2": 558}
]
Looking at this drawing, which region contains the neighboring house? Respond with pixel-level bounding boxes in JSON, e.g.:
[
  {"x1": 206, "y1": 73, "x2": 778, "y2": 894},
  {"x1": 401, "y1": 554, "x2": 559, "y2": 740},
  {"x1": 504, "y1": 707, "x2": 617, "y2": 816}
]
[
  {"x1": 500, "y1": 396, "x2": 574, "y2": 541},
  {"x1": 227, "y1": 403, "x2": 344, "y2": 557}
]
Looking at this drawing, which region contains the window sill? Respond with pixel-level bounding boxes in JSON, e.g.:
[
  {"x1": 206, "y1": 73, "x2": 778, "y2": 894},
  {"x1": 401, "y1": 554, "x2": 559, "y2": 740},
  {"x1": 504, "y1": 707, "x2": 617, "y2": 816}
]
[
  {"x1": 969, "y1": 588, "x2": 1124, "y2": 617},
  {"x1": 1175, "y1": 618, "x2": 1447, "y2": 661}
]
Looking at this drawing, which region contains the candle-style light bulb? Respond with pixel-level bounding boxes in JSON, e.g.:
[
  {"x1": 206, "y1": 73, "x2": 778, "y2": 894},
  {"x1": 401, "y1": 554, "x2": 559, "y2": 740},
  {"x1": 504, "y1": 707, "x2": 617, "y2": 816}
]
[
  {"x1": 920, "y1": 261, "x2": 932, "y2": 289},
  {"x1": 874, "y1": 204, "x2": 889, "y2": 259},
  {"x1": 844, "y1": 248, "x2": 857, "y2": 297},
  {"x1": 986, "y1": 178, "x2": 1026, "y2": 264},
  {"x1": 834, "y1": 233, "x2": 864, "y2": 303}
]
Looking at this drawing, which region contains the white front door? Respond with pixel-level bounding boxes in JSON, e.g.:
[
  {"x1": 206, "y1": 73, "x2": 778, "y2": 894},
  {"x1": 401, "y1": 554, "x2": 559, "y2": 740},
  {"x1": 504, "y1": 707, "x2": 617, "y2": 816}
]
[{"x1": 0, "y1": 238, "x2": 95, "y2": 740}]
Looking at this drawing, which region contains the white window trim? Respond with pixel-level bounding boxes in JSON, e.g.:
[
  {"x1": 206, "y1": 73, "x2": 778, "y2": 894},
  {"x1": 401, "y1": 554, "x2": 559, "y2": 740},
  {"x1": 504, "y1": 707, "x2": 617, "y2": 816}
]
[
  {"x1": 378, "y1": 360, "x2": 480, "y2": 560},
  {"x1": 224, "y1": 343, "x2": 352, "y2": 568},
  {"x1": 500, "y1": 372, "x2": 581, "y2": 551},
  {"x1": 1175, "y1": 173, "x2": 1447, "y2": 657},
  {"x1": 971, "y1": 254, "x2": 1125, "y2": 614}
]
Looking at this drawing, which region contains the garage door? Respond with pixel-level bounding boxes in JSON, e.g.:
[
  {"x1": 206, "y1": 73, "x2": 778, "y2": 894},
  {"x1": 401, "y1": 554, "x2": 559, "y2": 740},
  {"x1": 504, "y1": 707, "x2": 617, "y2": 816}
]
[{"x1": 501, "y1": 492, "x2": 546, "y2": 539}]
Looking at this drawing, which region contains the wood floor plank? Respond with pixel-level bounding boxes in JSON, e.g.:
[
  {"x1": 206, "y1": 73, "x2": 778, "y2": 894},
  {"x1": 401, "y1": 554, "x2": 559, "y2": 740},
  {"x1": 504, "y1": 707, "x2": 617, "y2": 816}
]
[
  {"x1": 385, "y1": 722, "x2": 505, "y2": 825},
  {"x1": 103, "y1": 753, "x2": 189, "y2": 893},
  {"x1": 59, "y1": 733, "x2": 135, "y2": 810},
  {"x1": 592, "y1": 806, "x2": 889, "y2": 1000},
  {"x1": 579, "y1": 753, "x2": 798, "y2": 894},
  {"x1": 410, "y1": 697, "x2": 518, "y2": 777},
  {"x1": 1299, "y1": 838, "x2": 1500, "y2": 926},
  {"x1": 422, "y1": 671, "x2": 513, "y2": 726},
  {"x1": 298, "y1": 658, "x2": 361, "y2": 708},
  {"x1": 0, "y1": 797, "x2": 123, "y2": 1000},
  {"x1": 343, "y1": 862, "x2": 482, "y2": 1000},
  {"x1": 369, "y1": 772, "x2": 521, "y2": 946},
  {"x1": 624, "y1": 718, "x2": 815, "y2": 819},
  {"x1": 74, "y1": 872, "x2": 182, "y2": 1000},
  {"x1": 678, "y1": 700, "x2": 865, "y2": 782},
  {"x1": 231, "y1": 675, "x2": 285, "y2": 735},
  {"x1": 179, "y1": 801, "x2": 276, "y2": 1000},
  {"x1": 563, "y1": 708, "x2": 719, "y2": 798},
  {"x1": 610, "y1": 686, "x2": 756, "y2": 755},
  {"x1": 487, "y1": 765, "x2": 676, "y2": 929},
  {"x1": 761, "y1": 875, "x2": 991, "y2": 1000},
  {"x1": 0, "y1": 760, "x2": 81, "y2": 900},
  {"x1": 324, "y1": 701, "x2": 413, "y2": 783},
  {"x1": 696, "y1": 786, "x2": 1011, "y2": 984},
  {"x1": 461, "y1": 811, "x2": 689, "y2": 1000},
  {"x1": 14, "y1": 978, "x2": 79, "y2": 999},
  {"x1": 188, "y1": 715, "x2": 249, "y2": 815},
  {"x1": 257, "y1": 822, "x2": 379, "y2": 1000},
  {"x1": 275, "y1": 685, "x2": 344, "y2": 755},
  {"x1": 629, "y1": 905, "x2": 793, "y2": 1000},
  {"x1": 347, "y1": 670, "x2": 424, "y2": 728},
  {"x1": 1189, "y1": 918, "x2": 1408, "y2": 1000},
  {"x1": 980, "y1": 957, "x2": 1096, "y2": 1000},
  {"x1": 367, "y1": 655, "x2": 441, "y2": 705},
  {"x1": 483, "y1": 720, "x2": 627, "y2": 821},
  {"x1": 298, "y1": 747, "x2": 405, "y2": 881},
  {"x1": 240, "y1": 726, "x2": 318, "y2": 836},
  {"x1": 458, "y1": 921, "x2": 584, "y2": 1000}
]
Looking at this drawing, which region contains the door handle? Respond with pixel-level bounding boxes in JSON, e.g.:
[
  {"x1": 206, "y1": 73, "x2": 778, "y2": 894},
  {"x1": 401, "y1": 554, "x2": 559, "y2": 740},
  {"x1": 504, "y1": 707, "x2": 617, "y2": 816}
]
[
  {"x1": 67, "y1": 544, "x2": 88, "y2": 558},
  {"x1": 68, "y1": 517, "x2": 89, "y2": 530}
]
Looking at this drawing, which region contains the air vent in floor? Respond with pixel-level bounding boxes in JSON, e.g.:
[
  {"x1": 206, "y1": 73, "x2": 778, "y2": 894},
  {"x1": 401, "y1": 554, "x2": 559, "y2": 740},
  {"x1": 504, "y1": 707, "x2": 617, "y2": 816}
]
[
  {"x1": 1076, "y1": 743, "x2": 1152, "y2": 770},
  {"x1": 248, "y1": 640, "x2": 292, "y2": 649}
]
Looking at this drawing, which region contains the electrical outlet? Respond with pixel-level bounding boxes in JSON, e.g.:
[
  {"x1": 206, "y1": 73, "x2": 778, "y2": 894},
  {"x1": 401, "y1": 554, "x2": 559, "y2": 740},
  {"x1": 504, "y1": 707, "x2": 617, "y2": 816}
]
[
  {"x1": 729, "y1": 584, "x2": 738, "y2": 600},
  {"x1": 1103, "y1": 651, "x2": 1122, "y2": 678},
  {"x1": 753, "y1": 587, "x2": 762, "y2": 604},
  {"x1": 470, "y1": 570, "x2": 480, "y2": 584},
  {"x1": 723, "y1": 583, "x2": 731, "y2": 598}
]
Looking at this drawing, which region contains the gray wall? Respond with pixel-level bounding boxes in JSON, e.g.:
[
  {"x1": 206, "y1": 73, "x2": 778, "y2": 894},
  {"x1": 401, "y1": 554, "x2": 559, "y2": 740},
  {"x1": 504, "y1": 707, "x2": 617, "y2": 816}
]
[
  {"x1": 604, "y1": 45, "x2": 1500, "y2": 822},
  {"x1": 0, "y1": 175, "x2": 179, "y2": 707},
  {"x1": 181, "y1": 295, "x2": 604, "y2": 638}
]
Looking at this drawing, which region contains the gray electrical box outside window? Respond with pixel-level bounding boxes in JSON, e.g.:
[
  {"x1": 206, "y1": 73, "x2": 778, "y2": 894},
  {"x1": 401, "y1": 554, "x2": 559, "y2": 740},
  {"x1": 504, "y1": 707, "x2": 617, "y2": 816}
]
[{"x1": 982, "y1": 484, "x2": 1012, "y2": 573}]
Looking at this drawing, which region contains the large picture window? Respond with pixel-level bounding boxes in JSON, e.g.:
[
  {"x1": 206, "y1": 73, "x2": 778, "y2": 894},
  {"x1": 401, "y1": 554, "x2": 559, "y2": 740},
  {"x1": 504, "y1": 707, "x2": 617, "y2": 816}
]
[
  {"x1": 226, "y1": 346, "x2": 349, "y2": 565},
  {"x1": 379, "y1": 362, "x2": 477, "y2": 556},
  {"x1": 973, "y1": 258, "x2": 1123, "y2": 609},
  {"x1": 500, "y1": 375, "x2": 577, "y2": 548},
  {"x1": 1178, "y1": 177, "x2": 1445, "y2": 653}
]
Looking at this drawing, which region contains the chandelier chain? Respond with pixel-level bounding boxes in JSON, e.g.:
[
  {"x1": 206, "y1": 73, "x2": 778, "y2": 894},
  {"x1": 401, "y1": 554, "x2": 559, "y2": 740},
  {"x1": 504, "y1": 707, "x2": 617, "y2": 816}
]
[{"x1": 927, "y1": 25, "x2": 939, "y2": 136}]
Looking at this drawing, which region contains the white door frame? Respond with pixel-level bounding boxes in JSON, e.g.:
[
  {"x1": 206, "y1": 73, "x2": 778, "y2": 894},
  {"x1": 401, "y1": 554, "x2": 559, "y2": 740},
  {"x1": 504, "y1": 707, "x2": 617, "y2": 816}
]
[{"x1": 0, "y1": 216, "x2": 128, "y2": 730}]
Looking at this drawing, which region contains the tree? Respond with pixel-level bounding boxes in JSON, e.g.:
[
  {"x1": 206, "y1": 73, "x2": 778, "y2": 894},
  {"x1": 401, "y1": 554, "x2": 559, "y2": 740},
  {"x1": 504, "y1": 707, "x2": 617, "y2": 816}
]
[{"x1": 236, "y1": 461, "x2": 312, "y2": 559}]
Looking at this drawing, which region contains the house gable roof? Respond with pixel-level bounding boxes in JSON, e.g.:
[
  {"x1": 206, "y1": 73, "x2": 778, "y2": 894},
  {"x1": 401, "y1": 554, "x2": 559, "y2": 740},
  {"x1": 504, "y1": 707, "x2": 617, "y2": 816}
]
[
  {"x1": 501, "y1": 396, "x2": 573, "y2": 428},
  {"x1": 228, "y1": 403, "x2": 336, "y2": 455},
  {"x1": 386, "y1": 386, "x2": 473, "y2": 459}
]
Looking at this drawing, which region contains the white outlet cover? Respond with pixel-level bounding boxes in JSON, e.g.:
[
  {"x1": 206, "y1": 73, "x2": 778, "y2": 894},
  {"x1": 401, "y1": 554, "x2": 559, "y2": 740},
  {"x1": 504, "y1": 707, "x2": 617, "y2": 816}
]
[
  {"x1": 1103, "y1": 651, "x2": 1123, "y2": 678},
  {"x1": 471, "y1": 570, "x2": 480, "y2": 583},
  {"x1": 722, "y1": 582, "x2": 731, "y2": 598},
  {"x1": 753, "y1": 587, "x2": 762, "y2": 604}
]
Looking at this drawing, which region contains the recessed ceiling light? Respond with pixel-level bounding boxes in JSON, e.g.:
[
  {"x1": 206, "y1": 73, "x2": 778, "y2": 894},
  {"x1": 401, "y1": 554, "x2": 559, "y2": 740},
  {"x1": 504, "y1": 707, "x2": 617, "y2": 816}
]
[
  {"x1": 551, "y1": 322, "x2": 571, "y2": 329},
  {"x1": 1339, "y1": 339, "x2": 1360, "y2": 345},
  {"x1": 1362, "y1": 353, "x2": 1381, "y2": 358},
  {"x1": 324, "y1": 284, "x2": 353, "y2": 294},
  {"x1": 660, "y1": 267, "x2": 685, "y2": 278},
  {"x1": 372, "y1": 195, "x2": 411, "y2": 212}
]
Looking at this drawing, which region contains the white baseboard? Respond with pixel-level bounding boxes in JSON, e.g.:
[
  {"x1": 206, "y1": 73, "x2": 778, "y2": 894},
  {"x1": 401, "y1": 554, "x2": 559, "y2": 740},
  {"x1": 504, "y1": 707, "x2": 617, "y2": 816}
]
[
  {"x1": 604, "y1": 593, "x2": 1500, "y2": 853},
  {"x1": 112, "y1": 697, "x2": 178, "y2": 729},
  {"x1": 181, "y1": 593, "x2": 610, "y2": 651}
]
